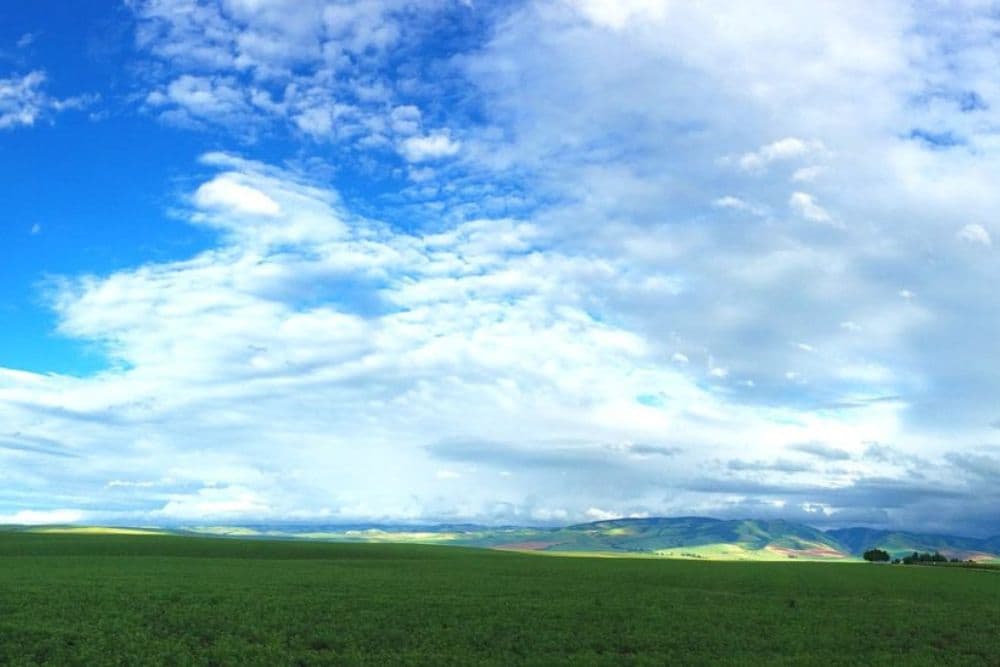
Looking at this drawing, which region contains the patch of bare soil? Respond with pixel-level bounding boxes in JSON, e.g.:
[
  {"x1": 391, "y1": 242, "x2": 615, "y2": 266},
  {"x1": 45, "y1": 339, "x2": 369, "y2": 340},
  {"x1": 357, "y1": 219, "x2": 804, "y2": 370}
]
[{"x1": 493, "y1": 541, "x2": 560, "y2": 551}]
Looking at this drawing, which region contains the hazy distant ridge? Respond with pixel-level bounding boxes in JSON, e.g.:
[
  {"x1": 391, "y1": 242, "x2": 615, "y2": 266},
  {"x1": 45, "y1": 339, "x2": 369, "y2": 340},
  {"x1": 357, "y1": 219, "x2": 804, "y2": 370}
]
[{"x1": 172, "y1": 516, "x2": 1000, "y2": 561}]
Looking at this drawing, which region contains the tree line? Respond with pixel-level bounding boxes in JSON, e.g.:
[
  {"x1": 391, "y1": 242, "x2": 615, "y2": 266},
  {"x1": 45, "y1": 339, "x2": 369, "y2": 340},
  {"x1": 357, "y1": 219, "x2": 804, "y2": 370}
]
[{"x1": 863, "y1": 548, "x2": 969, "y2": 564}]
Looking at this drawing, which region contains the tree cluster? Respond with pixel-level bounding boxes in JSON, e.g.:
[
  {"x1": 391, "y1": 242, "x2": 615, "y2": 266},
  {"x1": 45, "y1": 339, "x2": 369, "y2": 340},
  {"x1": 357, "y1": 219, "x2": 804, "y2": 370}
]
[
  {"x1": 862, "y1": 548, "x2": 890, "y2": 562},
  {"x1": 899, "y1": 551, "x2": 948, "y2": 565},
  {"x1": 863, "y1": 549, "x2": 970, "y2": 565}
]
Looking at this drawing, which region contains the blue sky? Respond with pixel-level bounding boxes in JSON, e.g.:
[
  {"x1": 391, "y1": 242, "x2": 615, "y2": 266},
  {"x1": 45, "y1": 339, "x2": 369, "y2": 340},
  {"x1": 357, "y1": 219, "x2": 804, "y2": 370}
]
[{"x1": 2, "y1": 0, "x2": 1000, "y2": 536}]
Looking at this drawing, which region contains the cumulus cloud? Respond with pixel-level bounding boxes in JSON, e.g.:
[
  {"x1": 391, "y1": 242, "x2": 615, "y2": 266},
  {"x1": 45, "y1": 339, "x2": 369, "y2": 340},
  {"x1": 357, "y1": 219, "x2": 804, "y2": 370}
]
[
  {"x1": 146, "y1": 75, "x2": 249, "y2": 124},
  {"x1": 194, "y1": 176, "x2": 282, "y2": 217},
  {"x1": 399, "y1": 132, "x2": 461, "y2": 162}
]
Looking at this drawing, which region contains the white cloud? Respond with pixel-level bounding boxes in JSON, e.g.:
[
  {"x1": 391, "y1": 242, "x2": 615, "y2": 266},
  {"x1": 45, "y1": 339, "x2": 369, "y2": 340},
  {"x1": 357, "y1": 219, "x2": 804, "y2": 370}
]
[
  {"x1": 0, "y1": 71, "x2": 92, "y2": 129},
  {"x1": 399, "y1": 132, "x2": 462, "y2": 162},
  {"x1": 8, "y1": 2, "x2": 1000, "y2": 533},
  {"x1": 194, "y1": 176, "x2": 282, "y2": 217},
  {"x1": 957, "y1": 223, "x2": 991, "y2": 246},
  {"x1": 155, "y1": 486, "x2": 271, "y2": 520},
  {"x1": 0, "y1": 509, "x2": 87, "y2": 525},
  {"x1": 712, "y1": 195, "x2": 766, "y2": 217},
  {"x1": 788, "y1": 191, "x2": 836, "y2": 225},
  {"x1": 583, "y1": 507, "x2": 623, "y2": 521},
  {"x1": 738, "y1": 137, "x2": 825, "y2": 172},
  {"x1": 569, "y1": 0, "x2": 668, "y2": 30},
  {"x1": 792, "y1": 165, "x2": 824, "y2": 182},
  {"x1": 0, "y1": 72, "x2": 47, "y2": 128},
  {"x1": 106, "y1": 480, "x2": 159, "y2": 489},
  {"x1": 1, "y1": 154, "x2": 915, "y2": 525},
  {"x1": 390, "y1": 104, "x2": 422, "y2": 135},
  {"x1": 147, "y1": 75, "x2": 249, "y2": 124},
  {"x1": 129, "y1": 0, "x2": 452, "y2": 143}
]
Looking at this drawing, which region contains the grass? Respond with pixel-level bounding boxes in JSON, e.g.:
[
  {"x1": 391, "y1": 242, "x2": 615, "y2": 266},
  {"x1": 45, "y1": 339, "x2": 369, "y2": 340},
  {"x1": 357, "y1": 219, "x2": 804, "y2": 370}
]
[{"x1": 0, "y1": 533, "x2": 997, "y2": 665}]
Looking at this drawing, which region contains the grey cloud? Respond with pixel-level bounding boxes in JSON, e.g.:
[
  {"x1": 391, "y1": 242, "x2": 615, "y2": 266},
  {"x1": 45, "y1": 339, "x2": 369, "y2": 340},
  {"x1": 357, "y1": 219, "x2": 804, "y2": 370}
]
[
  {"x1": 710, "y1": 497, "x2": 891, "y2": 528},
  {"x1": 681, "y1": 473, "x2": 1000, "y2": 535},
  {"x1": 825, "y1": 395, "x2": 903, "y2": 409},
  {"x1": 789, "y1": 442, "x2": 851, "y2": 461},
  {"x1": 862, "y1": 443, "x2": 927, "y2": 467},
  {"x1": 944, "y1": 452, "x2": 1000, "y2": 481},
  {"x1": 426, "y1": 439, "x2": 678, "y2": 471},
  {"x1": 726, "y1": 458, "x2": 814, "y2": 473},
  {"x1": 687, "y1": 475, "x2": 967, "y2": 509},
  {"x1": 0, "y1": 434, "x2": 79, "y2": 459},
  {"x1": 625, "y1": 444, "x2": 682, "y2": 457}
]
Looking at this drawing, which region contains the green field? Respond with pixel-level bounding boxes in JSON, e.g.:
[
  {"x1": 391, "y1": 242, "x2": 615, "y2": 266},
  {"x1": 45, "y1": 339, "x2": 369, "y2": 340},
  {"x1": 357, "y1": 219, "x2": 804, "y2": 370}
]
[{"x1": 0, "y1": 533, "x2": 997, "y2": 665}]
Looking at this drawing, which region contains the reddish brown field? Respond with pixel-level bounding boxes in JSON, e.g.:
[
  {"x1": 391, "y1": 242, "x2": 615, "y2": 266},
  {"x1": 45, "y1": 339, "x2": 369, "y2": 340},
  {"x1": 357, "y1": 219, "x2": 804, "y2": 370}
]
[{"x1": 493, "y1": 541, "x2": 561, "y2": 551}]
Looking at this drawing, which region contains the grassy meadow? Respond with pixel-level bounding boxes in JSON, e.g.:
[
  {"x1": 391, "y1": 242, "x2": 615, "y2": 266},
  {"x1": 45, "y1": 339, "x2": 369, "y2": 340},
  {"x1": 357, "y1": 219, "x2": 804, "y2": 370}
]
[{"x1": 0, "y1": 532, "x2": 997, "y2": 665}]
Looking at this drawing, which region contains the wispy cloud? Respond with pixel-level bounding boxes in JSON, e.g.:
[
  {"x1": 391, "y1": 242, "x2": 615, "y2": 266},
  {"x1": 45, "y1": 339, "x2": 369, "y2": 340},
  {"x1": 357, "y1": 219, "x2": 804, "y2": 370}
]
[{"x1": 0, "y1": 71, "x2": 93, "y2": 129}]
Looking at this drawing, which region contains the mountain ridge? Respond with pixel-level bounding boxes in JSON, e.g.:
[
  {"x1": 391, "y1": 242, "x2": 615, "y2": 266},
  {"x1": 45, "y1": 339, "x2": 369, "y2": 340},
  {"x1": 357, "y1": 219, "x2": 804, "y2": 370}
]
[
  {"x1": 180, "y1": 517, "x2": 1000, "y2": 561},
  {"x1": 12, "y1": 517, "x2": 999, "y2": 561}
]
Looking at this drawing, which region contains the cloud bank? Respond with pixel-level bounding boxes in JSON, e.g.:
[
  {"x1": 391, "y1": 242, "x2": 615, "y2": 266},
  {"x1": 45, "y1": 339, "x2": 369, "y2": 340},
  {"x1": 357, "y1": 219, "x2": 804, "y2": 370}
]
[{"x1": 2, "y1": 0, "x2": 1000, "y2": 535}]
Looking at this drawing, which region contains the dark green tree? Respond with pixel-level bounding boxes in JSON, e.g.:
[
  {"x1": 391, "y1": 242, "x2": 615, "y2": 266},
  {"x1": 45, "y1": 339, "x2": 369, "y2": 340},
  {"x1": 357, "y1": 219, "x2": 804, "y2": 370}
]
[{"x1": 862, "y1": 548, "x2": 890, "y2": 562}]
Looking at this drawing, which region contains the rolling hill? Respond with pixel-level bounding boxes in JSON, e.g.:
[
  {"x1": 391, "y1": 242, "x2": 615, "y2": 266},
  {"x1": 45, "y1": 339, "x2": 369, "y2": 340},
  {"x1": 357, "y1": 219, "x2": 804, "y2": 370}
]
[
  {"x1": 21, "y1": 517, "x2": 1000, "y2": 561},
  {"x1": 825, "y1": 527, "x2": 999, "y2": 561},
  {"x1": 461, "y1": 517, "x2": 852, "y2": 560}
]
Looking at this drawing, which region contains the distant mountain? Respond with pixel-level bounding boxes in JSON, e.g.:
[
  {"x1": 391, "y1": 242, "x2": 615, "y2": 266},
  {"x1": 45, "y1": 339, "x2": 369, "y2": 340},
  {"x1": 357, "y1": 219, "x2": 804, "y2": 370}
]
[
  {"x1": 227, "y1": 517, "x2": 855, "y2": 560},
  {"x1": 23, "y1": 518, "x2": 1000, "y2": 561},
  {"x1": 826, "y1": 527, "x2": 999, "y2": 561},
  {"x1": 520, "y1": 517, "x2": 851, "y2": 559}
]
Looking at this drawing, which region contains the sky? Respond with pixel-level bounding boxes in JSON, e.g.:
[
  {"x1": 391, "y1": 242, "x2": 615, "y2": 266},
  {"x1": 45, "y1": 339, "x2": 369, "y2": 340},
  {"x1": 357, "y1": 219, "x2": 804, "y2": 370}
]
[{"x1": 1, "y1": 0, "x2": 999, "y2": 536}]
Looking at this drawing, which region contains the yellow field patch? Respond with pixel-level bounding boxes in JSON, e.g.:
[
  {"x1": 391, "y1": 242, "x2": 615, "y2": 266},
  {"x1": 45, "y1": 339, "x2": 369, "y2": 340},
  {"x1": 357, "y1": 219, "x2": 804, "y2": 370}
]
[
  {"x1": 29, "y1": 526, "x2": 166, "y2": 536},
  {"x1": 653, "y1": 543, "x2": 853, "y2": 562}
]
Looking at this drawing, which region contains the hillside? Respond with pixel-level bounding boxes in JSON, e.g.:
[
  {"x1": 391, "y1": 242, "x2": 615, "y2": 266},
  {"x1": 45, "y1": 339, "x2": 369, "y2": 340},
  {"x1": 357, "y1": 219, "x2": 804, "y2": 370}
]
[
  {"x1": 826, "y1": 527, "x2": 999, "y2": 561},
  {"x1": 471, "y1": 517, "x2": 852, "y2": 560},
  {"x1": 25, "y1": 518, "x2": 1000, "y2": 561},
  {"x1": 328, "y1": 518, "x2": 1000, "y2": 561}
]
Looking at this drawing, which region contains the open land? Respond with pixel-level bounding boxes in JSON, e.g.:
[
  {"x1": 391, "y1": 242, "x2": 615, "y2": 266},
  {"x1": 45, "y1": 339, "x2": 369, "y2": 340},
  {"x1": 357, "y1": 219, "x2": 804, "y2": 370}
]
[{"x1": 0, "y1": 532, "x2": 998, "y2": 665}]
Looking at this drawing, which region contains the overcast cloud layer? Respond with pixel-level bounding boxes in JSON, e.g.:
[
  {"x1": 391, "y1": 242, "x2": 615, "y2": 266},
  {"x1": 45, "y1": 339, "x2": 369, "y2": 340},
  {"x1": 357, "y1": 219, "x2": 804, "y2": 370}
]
[{"x1": 2, "y1": 0, "x2": 1000, "y2": 536}]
